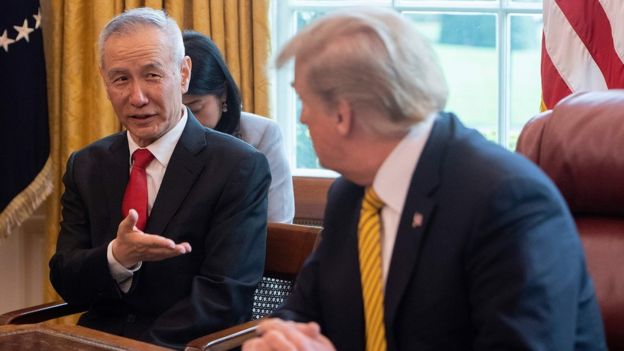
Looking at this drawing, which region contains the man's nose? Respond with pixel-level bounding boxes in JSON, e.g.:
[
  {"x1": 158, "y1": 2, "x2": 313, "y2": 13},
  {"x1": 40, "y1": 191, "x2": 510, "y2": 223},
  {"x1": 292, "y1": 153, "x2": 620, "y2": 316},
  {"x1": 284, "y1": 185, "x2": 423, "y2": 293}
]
[
  {"x1": 298, "y1": 107, "x2": 307, "y2": 125},
  {"x1": 299, "y1": 114, "x2": 310, "y2": 127},
  {"x1": 129, "y1": 82, "x2": 148, "y2": 107}
]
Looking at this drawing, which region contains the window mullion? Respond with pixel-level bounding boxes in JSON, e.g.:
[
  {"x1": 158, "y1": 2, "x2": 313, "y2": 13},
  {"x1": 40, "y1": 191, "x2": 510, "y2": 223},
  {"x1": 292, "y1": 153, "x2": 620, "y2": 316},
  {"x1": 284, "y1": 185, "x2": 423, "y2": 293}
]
[
  {"x1": 498, "y1": 5, "x2": 509, "y2": 146},
  {"x1": 274, "y1": 3, "x2": 298, "y2": 169}
]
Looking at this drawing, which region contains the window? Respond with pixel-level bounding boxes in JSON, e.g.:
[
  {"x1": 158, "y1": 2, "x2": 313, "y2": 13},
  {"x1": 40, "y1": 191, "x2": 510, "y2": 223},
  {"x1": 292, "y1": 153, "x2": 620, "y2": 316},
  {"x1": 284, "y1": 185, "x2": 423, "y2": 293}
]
[{"x1": 271, "y1": 0, "x2": 543, "y2": 175}]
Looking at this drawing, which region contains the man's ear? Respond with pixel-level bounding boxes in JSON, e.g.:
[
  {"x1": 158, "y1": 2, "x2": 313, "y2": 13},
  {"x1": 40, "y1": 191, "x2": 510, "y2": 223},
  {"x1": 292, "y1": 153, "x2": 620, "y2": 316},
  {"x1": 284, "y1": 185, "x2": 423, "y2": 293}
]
[
  {"x1": 181, "y1": 56, "x2": 192, "y2": 93},
  {"x1": 335, "y1": 99, "x2": 352, "y2": 136}
]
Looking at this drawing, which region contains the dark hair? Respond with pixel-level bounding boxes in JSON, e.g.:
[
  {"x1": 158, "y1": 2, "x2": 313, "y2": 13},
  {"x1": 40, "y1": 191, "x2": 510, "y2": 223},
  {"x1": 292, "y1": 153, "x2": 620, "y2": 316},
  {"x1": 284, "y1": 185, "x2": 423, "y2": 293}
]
[{"x1": 182, "y1": 30, "x2": 242, "y2": 134}]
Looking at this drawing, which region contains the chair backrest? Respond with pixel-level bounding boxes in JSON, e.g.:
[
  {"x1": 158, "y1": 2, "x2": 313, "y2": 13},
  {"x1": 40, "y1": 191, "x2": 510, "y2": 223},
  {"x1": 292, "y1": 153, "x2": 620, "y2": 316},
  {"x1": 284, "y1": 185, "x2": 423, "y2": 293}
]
[
  {"x1": 516, "y1": 90, "x2": 624, "y2": 350},
  {"x1": 251, "y1": 223, "x2": 322, "y2": 319},
  {"x1": 292, "y1": 176, "x2": 334, "y2": 226}
]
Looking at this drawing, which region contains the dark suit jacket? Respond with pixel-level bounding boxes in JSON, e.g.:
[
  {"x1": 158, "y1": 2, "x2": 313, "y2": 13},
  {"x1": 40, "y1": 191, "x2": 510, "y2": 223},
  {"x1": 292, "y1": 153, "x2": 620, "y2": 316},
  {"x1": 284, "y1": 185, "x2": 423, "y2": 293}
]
[
  {"x1": 276, "y1": 113, "x2": 606, "y2": 350},
  {"x1": 49, "y1": 112, "x2": 271, "y2": 349}
]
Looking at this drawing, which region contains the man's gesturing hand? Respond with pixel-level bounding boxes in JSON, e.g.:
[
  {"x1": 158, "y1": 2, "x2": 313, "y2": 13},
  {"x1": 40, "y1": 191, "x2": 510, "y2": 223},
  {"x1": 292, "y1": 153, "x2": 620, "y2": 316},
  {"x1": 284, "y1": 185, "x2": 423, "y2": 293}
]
[
  {"x1": 112, "y1": 209, "x2": 192, "y2": 268},
  {"x1": 243, "y1": 319, "x2": 336, "y2": 351}
]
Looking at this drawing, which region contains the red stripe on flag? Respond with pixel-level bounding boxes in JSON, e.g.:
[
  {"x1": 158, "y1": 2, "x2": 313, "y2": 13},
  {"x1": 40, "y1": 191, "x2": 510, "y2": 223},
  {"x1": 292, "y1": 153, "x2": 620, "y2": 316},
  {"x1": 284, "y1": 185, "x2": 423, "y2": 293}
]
[
  {"x1": 555, "y1": 0, "x2": 624, "y2": 88},
  {"x1": 541, "y1": 33, "x2": 572, "y2": 110}
]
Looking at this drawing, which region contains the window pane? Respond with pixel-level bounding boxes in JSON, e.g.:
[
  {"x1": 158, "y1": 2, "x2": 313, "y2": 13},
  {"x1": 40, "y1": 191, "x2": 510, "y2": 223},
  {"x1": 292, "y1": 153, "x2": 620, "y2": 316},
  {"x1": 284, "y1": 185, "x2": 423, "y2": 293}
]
[
  {"x1": 285, "y1": 7, "x2": 534, "y2": 170},
  {"x1": 405, "y1": 12, "x2": 498, "y2": 141},
  {"x1": 296, "y1": 10, "x2": 325, "y2": 29},
  {"x1": 400, "y1": 0, "x2": 497, "y2": 4},
  {"x1": 294, "y1": 11, "x2": 327, "y2": 169},
  {"x1": 292, "y1": 0, "x2": 390, "y2": 3},
  {"x1": 295, "y1": 101, "x2": 321, "y2": 169},
  {"x1": 509, "y1": 14, "x2": 542, "y2": 149}
]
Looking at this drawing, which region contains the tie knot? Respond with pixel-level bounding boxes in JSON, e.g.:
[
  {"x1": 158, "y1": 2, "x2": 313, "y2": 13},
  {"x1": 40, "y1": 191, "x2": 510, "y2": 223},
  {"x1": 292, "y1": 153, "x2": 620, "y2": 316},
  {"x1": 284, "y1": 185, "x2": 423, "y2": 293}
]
[
  {"x1": 363, "y1": 187, "x2": 384, "y2": 212},
  {"x1": 132, "y1": 149, "x2": 154, "y2": 169}
]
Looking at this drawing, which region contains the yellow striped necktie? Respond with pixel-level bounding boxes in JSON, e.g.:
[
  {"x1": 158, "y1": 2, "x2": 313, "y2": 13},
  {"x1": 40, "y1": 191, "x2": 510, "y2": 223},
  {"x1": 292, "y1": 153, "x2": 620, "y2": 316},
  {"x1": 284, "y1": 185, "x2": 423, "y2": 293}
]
[{"x1": 358, "y1": 187, "x2": 387, "y2": 351}]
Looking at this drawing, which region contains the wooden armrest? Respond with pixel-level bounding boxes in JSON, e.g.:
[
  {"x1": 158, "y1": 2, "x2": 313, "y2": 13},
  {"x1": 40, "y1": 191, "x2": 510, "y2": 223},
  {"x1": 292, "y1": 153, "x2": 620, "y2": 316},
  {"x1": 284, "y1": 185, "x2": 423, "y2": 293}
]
[
  {"x1": 0, "y1": 301, "x2": 86, "y2": 325},
  {"x1": 0, "y1": 323, "x2": 172, "y2": 350},
  {"x1": 185, "y1": 319, "x2": 261, "y2": 351}
]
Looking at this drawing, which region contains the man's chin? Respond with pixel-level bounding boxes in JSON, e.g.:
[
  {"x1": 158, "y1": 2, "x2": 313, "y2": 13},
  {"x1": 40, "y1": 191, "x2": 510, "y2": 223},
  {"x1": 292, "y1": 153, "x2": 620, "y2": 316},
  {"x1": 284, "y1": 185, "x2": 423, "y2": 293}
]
[{"x1": 127, "y1": 128, "x2": 160, "y2": 147}]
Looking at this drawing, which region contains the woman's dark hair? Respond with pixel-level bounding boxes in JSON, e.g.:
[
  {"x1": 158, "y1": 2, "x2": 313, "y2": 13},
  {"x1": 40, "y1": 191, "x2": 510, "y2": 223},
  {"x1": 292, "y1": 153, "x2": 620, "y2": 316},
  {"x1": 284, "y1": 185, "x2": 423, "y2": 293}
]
[{"x1": 182, "y1": 30, "x2": 241, "y2": 134}]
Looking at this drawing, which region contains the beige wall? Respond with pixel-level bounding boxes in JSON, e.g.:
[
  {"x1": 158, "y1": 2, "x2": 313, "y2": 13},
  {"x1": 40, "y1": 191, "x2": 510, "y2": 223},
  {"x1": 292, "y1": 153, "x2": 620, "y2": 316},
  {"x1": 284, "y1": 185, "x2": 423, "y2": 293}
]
[{"x1": 0, "y1": 205, "x2": 46, "y2": 314}]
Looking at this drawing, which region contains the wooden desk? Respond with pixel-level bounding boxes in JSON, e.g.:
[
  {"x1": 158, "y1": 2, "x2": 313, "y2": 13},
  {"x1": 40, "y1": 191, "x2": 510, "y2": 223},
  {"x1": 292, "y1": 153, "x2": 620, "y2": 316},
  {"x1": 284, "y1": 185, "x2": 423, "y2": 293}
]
[{"x1": 0, "y1": 323, "x2": 172, "y2": 350}]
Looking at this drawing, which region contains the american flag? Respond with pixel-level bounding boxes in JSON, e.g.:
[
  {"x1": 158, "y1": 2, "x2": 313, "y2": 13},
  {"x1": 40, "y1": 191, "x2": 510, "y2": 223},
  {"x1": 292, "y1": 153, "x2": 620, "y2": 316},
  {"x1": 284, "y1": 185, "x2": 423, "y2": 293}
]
[
  {"x1": 0, "y1": 0, "x2": 51, "y2": 240},
  {"x1": 541, "y1": 0, "x2": 624, "y2": 110}
]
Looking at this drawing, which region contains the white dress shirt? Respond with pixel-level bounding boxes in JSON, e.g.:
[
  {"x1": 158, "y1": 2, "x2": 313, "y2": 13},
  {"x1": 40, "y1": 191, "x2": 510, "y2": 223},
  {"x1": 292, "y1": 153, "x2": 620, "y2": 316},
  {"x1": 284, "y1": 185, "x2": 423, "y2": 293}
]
[
  {"x1": 107, "y1": 109, "x2": 188, "y2": 292},
  {"x1": 372, "y1": 114, "x2": 436, "y2": 285}
]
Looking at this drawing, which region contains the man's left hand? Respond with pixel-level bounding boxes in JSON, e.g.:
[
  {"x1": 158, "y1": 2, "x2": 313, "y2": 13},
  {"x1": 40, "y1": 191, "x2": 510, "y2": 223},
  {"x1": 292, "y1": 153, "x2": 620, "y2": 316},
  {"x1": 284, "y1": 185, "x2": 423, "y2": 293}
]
[{"x1": 243, "y1": 318, "x2": 336, "y2": 351}]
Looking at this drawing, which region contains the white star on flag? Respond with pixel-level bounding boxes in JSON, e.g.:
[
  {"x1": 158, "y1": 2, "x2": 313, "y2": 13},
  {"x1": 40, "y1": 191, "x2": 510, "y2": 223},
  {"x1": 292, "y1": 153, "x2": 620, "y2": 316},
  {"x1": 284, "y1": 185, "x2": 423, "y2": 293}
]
[
  {"x1": 14, "y1": 19, "x2": 34, "y2": 43},
  {"x1": 0, "y1": 30, "x2": 16, "y2": 52},
  {"x1": 33, "y1": 8, "x2": 42, "y2": 29}
]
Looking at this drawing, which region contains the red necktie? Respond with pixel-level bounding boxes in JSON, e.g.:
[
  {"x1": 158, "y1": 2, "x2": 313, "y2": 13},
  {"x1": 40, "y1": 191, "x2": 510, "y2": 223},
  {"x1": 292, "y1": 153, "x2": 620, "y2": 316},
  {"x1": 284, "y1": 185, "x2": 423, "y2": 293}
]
[{"x1": 121, "y1": 149, "x2": 154, "y2": 231}]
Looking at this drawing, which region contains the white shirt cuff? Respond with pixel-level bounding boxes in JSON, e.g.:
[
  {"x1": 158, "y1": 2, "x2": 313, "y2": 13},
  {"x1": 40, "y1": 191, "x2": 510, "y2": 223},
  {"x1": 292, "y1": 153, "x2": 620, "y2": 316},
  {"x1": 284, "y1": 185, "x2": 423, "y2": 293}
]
[{"x1": 107, "y1": 240, "x2": 142, "y2": 293}]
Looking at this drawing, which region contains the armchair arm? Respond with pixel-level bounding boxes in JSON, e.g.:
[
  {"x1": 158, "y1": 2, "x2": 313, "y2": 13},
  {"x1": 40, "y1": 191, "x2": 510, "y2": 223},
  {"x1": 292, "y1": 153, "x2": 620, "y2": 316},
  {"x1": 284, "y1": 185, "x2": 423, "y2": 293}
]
[
  {"x1": 0, "y1": 301, "x2": 86, "y2": 325},
  {"x1": 185, "y1": 319, "x2": 262, "y2": 351}
]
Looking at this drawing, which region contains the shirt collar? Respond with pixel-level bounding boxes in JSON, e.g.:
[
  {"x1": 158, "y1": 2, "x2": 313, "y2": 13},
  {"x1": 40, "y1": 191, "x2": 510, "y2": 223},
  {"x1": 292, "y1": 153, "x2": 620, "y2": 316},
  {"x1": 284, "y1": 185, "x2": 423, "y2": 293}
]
[
  {"x1": 373, "y1": 113, "x2": 436, "y2": 214},
  {"x1": 127, "y1": 108, "x2": 188, "y2": 167}
]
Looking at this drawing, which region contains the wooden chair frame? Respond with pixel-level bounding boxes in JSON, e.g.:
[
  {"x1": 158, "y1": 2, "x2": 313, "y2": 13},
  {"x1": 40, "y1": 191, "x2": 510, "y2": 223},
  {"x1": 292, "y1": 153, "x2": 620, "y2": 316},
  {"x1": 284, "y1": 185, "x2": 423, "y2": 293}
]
[{"x1": 292, "y1": 176, "x2": 334, "y2": 226}]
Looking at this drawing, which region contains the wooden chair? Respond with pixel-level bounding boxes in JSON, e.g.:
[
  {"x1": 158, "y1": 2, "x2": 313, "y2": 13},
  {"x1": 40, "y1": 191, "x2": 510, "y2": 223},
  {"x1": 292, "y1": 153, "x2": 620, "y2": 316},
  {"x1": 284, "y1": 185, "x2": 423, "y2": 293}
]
[
  {"x1": 249, "y1": 223, "x2": 322, "y2": 319},
  {"x1": 292, "y1": 176, "x2": 334, "y2": 226},
  {"x1": 184, "y1": 222, "x2": 321, "y2": 351},
  {"x1": 0, "y1": 301, "x2": 85, "y2": 325},
  {"x1": 0, "y1": 223, "x2": 322, "y2": 351}
]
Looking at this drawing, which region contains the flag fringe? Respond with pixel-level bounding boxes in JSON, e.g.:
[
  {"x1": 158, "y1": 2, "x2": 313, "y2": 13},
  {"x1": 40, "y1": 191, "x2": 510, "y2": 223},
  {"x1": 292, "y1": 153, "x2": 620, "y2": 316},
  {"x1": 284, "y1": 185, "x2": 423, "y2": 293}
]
[{"x1": 0, "y1": 157, "x2": 53, "y2": 243}]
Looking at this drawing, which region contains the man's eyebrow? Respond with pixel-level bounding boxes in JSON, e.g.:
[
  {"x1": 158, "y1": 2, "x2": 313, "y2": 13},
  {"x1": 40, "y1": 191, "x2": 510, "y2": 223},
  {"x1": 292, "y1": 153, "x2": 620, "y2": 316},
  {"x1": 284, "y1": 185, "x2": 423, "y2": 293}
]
[
  {"x1": 105, "y1": 62, "x2": 166, "y2": 78},
  {"x1": 106, "y1": 68, "x2": 127, "y2": 79},
  {"x1": 142, "y1": 62, "x2": 165, "y2": 71}
]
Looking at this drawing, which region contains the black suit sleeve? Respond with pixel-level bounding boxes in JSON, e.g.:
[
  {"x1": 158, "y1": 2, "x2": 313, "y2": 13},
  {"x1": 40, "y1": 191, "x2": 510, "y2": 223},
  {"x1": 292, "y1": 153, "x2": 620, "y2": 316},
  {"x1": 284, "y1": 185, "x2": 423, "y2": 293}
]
[
  {"x1": 273, "y1": 180, "x2": 345, "y2": 323},
  {"x1": 467, "y1": 176, "x2": 604, "y2": 350},
  {"x1": 148, "y1": 151, "x2": 270, "y2": 349},
  {"x1": 272, "y1": 248, "x2": 322, "y2": 323},
  {"x1": 49, "y1": 152, "x2": 122, "y2": 305}
]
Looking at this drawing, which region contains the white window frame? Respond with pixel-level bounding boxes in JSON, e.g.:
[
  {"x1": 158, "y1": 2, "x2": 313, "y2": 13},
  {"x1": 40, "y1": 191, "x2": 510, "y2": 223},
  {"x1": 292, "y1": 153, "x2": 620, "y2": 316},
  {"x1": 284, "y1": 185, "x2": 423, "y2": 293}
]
[{"x1": 270, "y1": 0, "x2": 542, "y2": 176}]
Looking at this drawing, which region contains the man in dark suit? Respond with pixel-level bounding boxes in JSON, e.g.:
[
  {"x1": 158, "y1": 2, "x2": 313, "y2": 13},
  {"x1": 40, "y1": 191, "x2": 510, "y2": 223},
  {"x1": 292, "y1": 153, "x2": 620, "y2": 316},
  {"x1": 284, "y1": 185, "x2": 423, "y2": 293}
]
[
  {"x1": 244, "y1": 7, "x2": 606, "y2": 351},
  {"x1": 49, "y1": 7, "x2": 270, "y2": 350}
]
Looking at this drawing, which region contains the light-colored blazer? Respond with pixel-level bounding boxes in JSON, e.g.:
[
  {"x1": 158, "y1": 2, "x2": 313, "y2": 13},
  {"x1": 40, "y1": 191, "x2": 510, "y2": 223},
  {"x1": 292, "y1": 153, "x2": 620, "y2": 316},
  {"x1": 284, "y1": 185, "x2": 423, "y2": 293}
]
[{"x1": 238, "y1": 112, "x2": 294, "y2": 223}]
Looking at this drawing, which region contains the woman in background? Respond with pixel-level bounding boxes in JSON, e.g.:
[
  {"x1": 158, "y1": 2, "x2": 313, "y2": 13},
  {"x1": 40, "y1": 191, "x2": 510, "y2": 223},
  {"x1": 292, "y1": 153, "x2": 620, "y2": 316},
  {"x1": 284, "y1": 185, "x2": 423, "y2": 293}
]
[{"x1": 182, "y1": 31, "x2": 294, "y2": 223}]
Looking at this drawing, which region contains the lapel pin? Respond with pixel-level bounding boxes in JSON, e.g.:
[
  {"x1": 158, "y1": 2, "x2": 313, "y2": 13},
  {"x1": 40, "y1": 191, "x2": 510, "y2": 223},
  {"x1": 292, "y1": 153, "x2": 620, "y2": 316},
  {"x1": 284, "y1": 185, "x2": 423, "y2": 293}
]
[{"x1": 412, "y1": 212, "x2": 423, "y2": 228}]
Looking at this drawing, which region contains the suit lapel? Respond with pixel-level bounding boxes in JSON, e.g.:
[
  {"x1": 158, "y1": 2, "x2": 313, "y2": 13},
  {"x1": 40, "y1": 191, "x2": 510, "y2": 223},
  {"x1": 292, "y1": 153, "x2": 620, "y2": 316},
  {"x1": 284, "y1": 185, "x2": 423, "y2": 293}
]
[
  {"x1": 385, "y1": 113, "x2": 451, "y2": 329},
  {"x1": 146, "y1": 113, "x2": 207, "y2": 235},
  {"x1": 345, "y1": 190, "x2": 367, "y2": 349},
  {"x1": 103, "y1": 133, "x2": 131, "y2": 230},
  {"x1": 323, "y1": 181, "x2": 367, "y2": 350}
]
